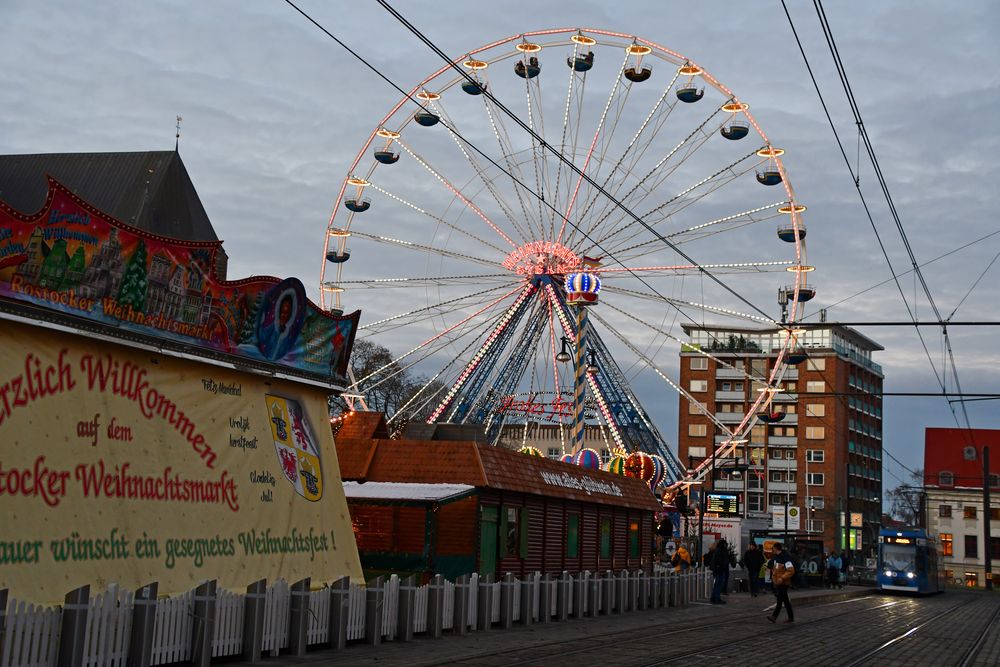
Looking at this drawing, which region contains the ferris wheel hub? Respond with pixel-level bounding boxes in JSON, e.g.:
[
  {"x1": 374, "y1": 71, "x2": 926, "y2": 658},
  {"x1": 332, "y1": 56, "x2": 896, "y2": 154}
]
[{"x1": 502, "y1": 240, "x2": 580, "y2": 276}]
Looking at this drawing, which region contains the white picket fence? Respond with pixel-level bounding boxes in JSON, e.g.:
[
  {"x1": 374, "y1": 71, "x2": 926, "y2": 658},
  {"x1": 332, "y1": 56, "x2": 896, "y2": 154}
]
[{"x1": 1, "y1": 569, "x2": 716, "y2": 666}]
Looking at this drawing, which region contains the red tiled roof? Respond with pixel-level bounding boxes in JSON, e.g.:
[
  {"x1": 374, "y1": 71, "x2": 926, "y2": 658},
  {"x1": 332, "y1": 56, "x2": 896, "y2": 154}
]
[{"x1": 333, "y1": 413, "x2": 659, "y2": 511}]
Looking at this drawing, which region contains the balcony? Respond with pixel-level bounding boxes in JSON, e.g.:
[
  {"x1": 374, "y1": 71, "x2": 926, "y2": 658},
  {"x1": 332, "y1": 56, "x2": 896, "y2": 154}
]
[
  {"x1": 716, "y1": 367, "x2": 747, "y2": 379},
  {"x1": 715, "y1": 391, "x2": 745, "y2": 401},
  {"x1": 715, "y1": 412, "x2": 745, "y2": 424},
  {"x1": 771, "y1": 392, "x2": 798, "y2": 403},
  {"x1": 768, "y1": 436, "x2": 798, "y2": 446},
  {"x1": 779, "y1": 368, "x2": 799, "y2": 380},
  {"x1": 767, "y1": 458, "x2": 798, "y2": 470},
  {"x1": 711, "y1": 479, "x2": 745, "y2": 492},
  {"x1": 776, "y1": 412, "x2": 798, "y2": 425},
  {"x1": 767, "y1": 481, "x2": 796, "y2": 493}
]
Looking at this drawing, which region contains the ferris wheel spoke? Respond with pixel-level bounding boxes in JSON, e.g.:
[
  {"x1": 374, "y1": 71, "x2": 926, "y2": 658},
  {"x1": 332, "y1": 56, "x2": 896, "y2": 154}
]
[
  {"x1": 360, "y1": 284, "x2": 513, "y2": 332},
  {"x1": 364, "y1": 181, "x2": 509, "y2": 255},
  {"x1": 523, "y1": 67, "x2": 550, "y2": 237},
  {"x1": 428, "y1": 98, "x2": 536, "y2": 244},
  {"x1": 325, "y1": 274, "x2": 511, "y2": 290},
  {"x1": 600, "y1": 284, "x2": 778, "y2": 325},
  {"x1": 390, "y1": 138, "x2": 519, "y2": 248},
  {"x1": 599, "y1": 259, "x2": 794, "y2": 278},
  {"x1": 613, "y1": 202, "x2": 786, "y2": 260},
  {"x1": 350, "y1": 230, "x2": 501, "y2": 268},
  {"x1": 352, "y1": 284, "x2": 524, "y2": 388},
  {"x1": 571, "y1": 67, "x2": 682, "y2": 244},
  {"x1": 595, "y1": 149, "x2": 761, "y2": 255},
  {"x1": 557, "y1": 49, "x2": 630, "y2": 242}
]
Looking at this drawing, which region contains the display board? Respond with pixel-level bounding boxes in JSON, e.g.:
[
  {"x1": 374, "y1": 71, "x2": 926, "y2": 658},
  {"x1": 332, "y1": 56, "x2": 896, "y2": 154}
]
[
  {"x1": 0, "y1": 320, "x2": 363, "y2": 602},
  {"x1": 706, "y1": 492, "x2": 740, "y2": 517}
]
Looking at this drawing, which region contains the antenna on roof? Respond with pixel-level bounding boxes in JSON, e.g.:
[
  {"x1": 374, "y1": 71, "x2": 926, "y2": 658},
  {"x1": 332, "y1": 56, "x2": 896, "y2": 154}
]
[{"x1": 175, "y1": 115, "x2": 183, "y2": 151}]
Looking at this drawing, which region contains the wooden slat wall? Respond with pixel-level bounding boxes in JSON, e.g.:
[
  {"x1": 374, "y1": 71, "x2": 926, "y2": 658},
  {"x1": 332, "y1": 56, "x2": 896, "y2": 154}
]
[
  {"x1": 436, "y1": 496, "x2": 478, "y2": 556},
  {"x1": 396, "y1": 507, "x2": 427, "y2": 553}
]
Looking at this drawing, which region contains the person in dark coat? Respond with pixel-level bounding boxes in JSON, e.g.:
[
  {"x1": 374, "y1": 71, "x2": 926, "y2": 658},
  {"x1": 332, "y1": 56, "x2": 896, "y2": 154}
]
[
  {"x1": 710, "y1": 539, "x2": 730, "y2": 604},
  {"x1": 767, "y1": 542, "x2": 795, "y2": 623},
  {"x1": 742, "y1": 543, "x2": 765, "y2": 597}
]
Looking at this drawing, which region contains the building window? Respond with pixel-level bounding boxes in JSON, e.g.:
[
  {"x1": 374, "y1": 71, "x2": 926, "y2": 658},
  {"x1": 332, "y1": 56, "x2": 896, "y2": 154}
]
[
  {"x1": 566, "y1": 514, "x2": 580, "y2": 559},
  {"x1": 964, "y1": 506, "x2": 977, "y2": 519},
  {"x1": 806, "y1": 450, "x2": 825, "y2": 463},
  {"x1": 940, "y1": 533, "x2": 953, "y2": 556},
  {"x1": 786, "y1": 450, "x2": 796, "y2": 460},
  {"x1": 807, "y1": 473, "x2": 825, "y2": 486},
  {"x1": 805, "y1": 426, "x2": 826, "y2": 440},
  {"x1": 784, "y1": 381, "x2": 796, "y2": 392},
  {"x1": 965, "y1": 535, "x2": 978, "y2": 559},
  {"x1": 939, "y1": 505, "x2": 952, "y2": 518},
  {"x1": 787, "y1": 471, "x2": 796, "y2": 482},
  {"x1": 628, "y1": 521, "x2": 640, "y2": 558},
  {"x1": 939, "y1": 471, "x2": 954, "y2": 486},
  {"x1": 689, "y1": 400, "x2": 702, "y2": 414},
  {"x1": 770, "y1": 471, "x2": 783, "y2": 482},
  {"x1": 806, "y1": 358, "x2": 826, "y2": 371},
  {"x1": 690, "y1": 380, "x2": 708, "y2": 392},
  {"x1": 989, "y1": 474, "x2": 1000, "y2": 489},
  {"x1": 806, "y1": 381, "x2": 825, "y2": 393},
  {"x1": 688, "y1": 424, "x2": 707, "y2": 437},
  {"x1": 991, "y1": 537, "x2": 1000, "y2": 560},
  {"x1": 547, "y1": 447, "x2": 560, "y2": 459},
  {"x1": 805, "y1": 403, "x2": 825, "y2": 417},
  {"x1": 751, "y1": 425, "x2": 767, "y2": 443},
  {"x1": 991, "y1": 508, "x2": 1000, "y2": 521},
  {"x1": 690, "y1": 357, "x2": 708, "y2": 370},
  {"x1": 600, "y1": 518, "x2": 612, "y2": 558},
  {"x1": 501, "y1": 507, "x2": 520, "y2": 557},
  {"x1": 807, "y1": 496, "x2": 825, "y2": 509},
  {"x1": 965, "y1": 572, "x2": 979, "y2": 587},
  {"x1": 688, "y1": 446, "x2": 706, "y2": 458},
  {"x1": 751, "y1": 359, "x2": 768, "y2": 376},
  {"x1": 770, "y1": 494, "x2": 784, "y2": 505}
]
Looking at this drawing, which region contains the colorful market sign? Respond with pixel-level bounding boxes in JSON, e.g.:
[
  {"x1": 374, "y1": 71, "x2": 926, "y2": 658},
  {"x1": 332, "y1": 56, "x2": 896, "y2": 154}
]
[
  {"x1": 0, "y1": 320, "x2": 363, "y2": 602},
  {"x1": 0, "y1": 178, "x2": 358, "y2": 380}
]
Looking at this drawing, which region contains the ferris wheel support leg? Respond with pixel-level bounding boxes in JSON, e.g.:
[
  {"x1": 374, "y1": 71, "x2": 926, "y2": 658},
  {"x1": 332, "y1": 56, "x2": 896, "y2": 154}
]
[{"x1": 571, "y1": 306, "x2": 589, "y2": 454}]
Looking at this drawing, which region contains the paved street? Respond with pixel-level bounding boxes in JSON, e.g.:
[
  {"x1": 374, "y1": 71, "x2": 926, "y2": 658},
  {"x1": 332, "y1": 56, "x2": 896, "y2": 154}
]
[{"x1": 244, "y1": 587, "x2": 999, "y2": 666}]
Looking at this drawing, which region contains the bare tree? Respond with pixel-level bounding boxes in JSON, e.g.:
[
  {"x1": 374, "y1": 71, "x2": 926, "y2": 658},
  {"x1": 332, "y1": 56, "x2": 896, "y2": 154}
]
[{"x1": 886, "y1": 468, "x2": 925, "y2": 527}]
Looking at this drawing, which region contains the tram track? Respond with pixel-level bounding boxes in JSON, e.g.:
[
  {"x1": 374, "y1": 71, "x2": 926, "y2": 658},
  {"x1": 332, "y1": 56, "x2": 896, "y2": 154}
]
[
  {"x1": 415, "y1": 594, "x2": 887, "y2": 667},
  {"x1": 957, "y1": 600, "x2": 1000, "y2": 667}
]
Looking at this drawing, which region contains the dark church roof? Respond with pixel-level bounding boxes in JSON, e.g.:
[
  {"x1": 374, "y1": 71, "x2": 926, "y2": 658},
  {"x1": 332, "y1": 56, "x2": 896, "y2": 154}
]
[{"x1": 0, "y1": 150, "x2": 223, "y2": 242}]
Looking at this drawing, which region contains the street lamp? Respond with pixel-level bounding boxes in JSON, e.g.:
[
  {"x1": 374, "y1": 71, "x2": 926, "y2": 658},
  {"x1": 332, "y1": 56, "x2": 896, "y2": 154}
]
[
  {"x1": 586, "y1": 349, "x2": 599, "y2": 374},
  {"x1": 556, "y1": 336, "x2": 572, "y2": 363}
]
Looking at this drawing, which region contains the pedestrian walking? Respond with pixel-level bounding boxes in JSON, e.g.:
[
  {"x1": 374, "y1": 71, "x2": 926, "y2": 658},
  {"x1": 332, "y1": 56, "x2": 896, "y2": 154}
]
[
  {"x1": 742, "y1": 543, "x2": 765, "y2": 597},
  {"x1": 710, "y1": 539, "x2": 729, "y2": 604},
  {"x1": 672, "y1": 543, "x2": 691, "y2": 572},
  {"x1": 826, "y1": 550, "x2": 843, "y2": 589},
  {"x1": 766, "y1": 542, "x2": 795, "y2": 623}
]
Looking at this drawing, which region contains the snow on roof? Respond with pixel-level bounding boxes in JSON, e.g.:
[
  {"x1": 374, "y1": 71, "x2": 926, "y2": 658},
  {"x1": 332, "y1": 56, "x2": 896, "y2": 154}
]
[{"x1": 342, "y1": 481, "x2": 475, "y2": 502}]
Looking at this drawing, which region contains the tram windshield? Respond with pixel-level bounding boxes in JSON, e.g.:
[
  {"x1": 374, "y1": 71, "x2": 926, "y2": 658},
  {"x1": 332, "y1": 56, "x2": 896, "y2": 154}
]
[{"x1": 882, "y1": 544, "x2": 915, "y2": 573}]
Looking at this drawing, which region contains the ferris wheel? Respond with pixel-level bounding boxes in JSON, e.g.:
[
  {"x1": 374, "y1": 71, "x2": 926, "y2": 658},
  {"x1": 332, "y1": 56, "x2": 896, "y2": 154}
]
[{"x1": 320, "y1": 28, "x2": 814, "y2": 487}]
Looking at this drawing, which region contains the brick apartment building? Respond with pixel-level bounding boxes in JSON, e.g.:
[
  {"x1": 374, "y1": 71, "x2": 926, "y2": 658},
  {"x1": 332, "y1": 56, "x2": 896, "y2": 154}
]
[{"x1": 677, "y1": 323, "x2": 884, "y2": 558}]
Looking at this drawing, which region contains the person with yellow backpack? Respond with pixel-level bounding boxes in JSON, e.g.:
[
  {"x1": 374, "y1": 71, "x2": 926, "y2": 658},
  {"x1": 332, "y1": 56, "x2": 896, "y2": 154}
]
[{"x1": 766, "y1": 542, "x2": 795, "y2": 623}]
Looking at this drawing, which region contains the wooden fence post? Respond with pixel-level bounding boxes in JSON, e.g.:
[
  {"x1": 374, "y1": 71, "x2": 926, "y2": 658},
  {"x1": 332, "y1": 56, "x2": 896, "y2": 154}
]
[
  {"x1": 518, "y1": 574, "x2": 535, "y2": 626},
  {"x1": 555, "y1": 572, "x2": 569, "y2": 622},
  {"x1": 537, "y1": 574, "x2": 552, "y2": 624},
  {"x1": 427, "y1": 575, "x2": 444, "y2": 639},
  {"x1": 365, "y1": 576, "x2": 384, "y2": 646},
  {"x1": 241, "y1": 579, "x2": 267, "y2": 662},
  {"x1": 397, "y1": 575, "x2": 416, "y2": 642},
  {"x1": 288, "y1": 578, "x2": 311, "y2": 657},
  {"x1": 57, "y1": 585, "x2": 89, "y2": 667},
  {"x1": 500, "y1": 574, "x2": 515, "y2": 630},
  {"x1": 452, "y1": 575, "x2": 470, "y2": 636},
  {"x1": 191, "y1": 580, "x2": 217, "y2": 667},
  {"x1": 127, "y1": 582, "x2": 158, "y2": 667},
  {"x1": 328, "y1": 577, "x2": 350, "y2": 650},
  {"x1": 476, "y1": 573, "x2": 493, "y2": 632}
]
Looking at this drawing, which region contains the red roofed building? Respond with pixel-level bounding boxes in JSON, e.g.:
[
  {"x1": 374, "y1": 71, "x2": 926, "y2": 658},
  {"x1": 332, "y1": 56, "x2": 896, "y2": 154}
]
[
  {"x1": 335, "y1": 412, "x2": 660, "y2": 581},
  {"x1": 923, "y1": 427, "x2": 1000, "y2": 588}
]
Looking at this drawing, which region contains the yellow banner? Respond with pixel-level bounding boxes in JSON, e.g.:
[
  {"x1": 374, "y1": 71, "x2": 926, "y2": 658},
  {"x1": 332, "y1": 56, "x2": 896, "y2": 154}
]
[{"x1": 0, "y1": 320, "x2": 362, "y2": 603}]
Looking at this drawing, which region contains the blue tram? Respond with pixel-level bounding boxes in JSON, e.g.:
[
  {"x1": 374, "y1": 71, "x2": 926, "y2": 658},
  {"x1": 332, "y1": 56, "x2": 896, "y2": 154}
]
[{"x1": 877, "y1": 528, "x2": 944, "y2": 594}]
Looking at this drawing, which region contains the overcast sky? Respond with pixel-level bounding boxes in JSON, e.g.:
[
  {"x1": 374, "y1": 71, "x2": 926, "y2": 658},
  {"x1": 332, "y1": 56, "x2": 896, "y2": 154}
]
[{"x1": 3, "y1": 0, "x2": 998, "y2": 496}]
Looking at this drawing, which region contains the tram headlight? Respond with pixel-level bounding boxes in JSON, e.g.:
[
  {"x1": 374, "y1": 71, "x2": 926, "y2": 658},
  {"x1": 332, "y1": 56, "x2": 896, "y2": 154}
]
[
  {"x1": 884, "y1": 570, "x2": 894, "y2": 577},
  {"x1": 906, "y1": 572, "x2": 915, "y2": 579}
]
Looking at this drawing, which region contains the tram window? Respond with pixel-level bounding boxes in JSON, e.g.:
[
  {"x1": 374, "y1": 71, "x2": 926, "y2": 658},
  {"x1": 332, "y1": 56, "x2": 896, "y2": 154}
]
[
  {"x1": 964, "y1": 506, "x2": 977, "y2": 519},
  {"x1": 940, "y1": 533, "x2": 953, "y2": 556},
  {"x1": 939, "y1": 505, "x2": 952, "y2": 518}
]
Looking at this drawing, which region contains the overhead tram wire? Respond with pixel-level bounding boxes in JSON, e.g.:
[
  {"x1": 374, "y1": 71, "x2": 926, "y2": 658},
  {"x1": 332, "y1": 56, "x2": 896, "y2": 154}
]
[
  {"x1": 811, "y1": 0, "x2": 975, "y2": 436},
  {"x1": 779, "y1": 0, "x2": 971, "y2": 436},
  {"x1": 282, "y1": 0, "x2": 788, "y2": 377},
  {"x1": 374, "y1": 0, "x2": 780, "y2": 324}
]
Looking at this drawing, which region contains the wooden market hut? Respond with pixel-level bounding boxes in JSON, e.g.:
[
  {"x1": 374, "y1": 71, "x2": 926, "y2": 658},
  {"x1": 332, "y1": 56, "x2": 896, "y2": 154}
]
[{"x1": 335, "y1": 413, "x2": 660, "y2": 582}]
